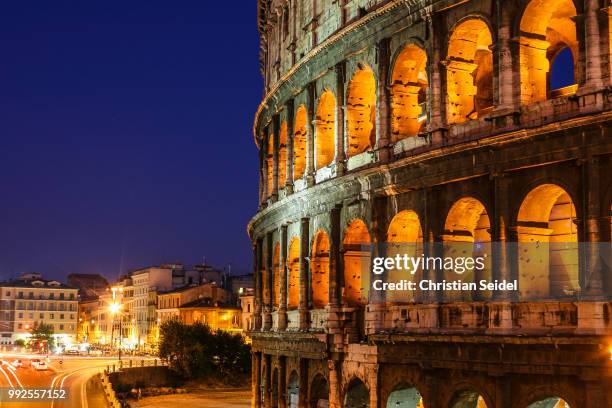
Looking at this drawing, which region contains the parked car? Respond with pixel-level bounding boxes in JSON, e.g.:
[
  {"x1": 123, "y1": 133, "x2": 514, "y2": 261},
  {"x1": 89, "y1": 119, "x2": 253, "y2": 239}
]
[
  {"x1": 89, "y1": 350, "x2": 103, "y2": 356},
  {"x1": 35, "y1": 361, "x2": 48, "y2": 371},
  {"x1": 65, "y1": 349, "x2": 79, "y2": 355},
  {"x1": 11, "y1": 359, "x2": 22, "y2": 368}
]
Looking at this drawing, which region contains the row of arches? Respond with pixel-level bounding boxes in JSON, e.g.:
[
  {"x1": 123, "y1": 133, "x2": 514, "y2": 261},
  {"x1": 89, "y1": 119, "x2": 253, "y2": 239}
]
[
  {"x1": 265, "y1": 182, "x2": 582, "y2": 309},
  {"x1": 264, "y1": 0, "x2": 582, "y2": 191},
  {"x1": 267, "y1": 371, "x2": 572, "y2": 408}
]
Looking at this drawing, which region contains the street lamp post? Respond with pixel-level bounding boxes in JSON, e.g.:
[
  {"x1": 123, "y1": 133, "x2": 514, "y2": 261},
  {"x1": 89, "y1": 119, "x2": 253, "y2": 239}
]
[{"x1": 109, "y1": 302, "x2": 122, "y2": 363}]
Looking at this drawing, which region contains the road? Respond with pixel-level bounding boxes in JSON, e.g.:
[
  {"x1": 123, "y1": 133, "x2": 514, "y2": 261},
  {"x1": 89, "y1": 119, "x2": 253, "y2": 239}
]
[{"x1": 0, "y1": 353, "x2": 151, "y2": 408}]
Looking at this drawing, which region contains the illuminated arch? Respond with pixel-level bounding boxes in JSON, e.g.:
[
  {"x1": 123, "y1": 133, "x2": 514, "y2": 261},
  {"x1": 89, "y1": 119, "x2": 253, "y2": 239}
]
[
  {"x1": 311, "y1": 230, "x2": 330, "y2": 309},
  {"x1": 386, "y1": 210, "x2": 423, "y2": 302},
  {"x1": 343, "y1": 219, "x2": 371, "y2": 306},
  {"x1": 517, "y1": 184, "x2": 579, "y2": 299},
  {"x1": 287, "y1": 370, "x2": 300, "y2": 407},
  {"x1": 272, "y1": 243, "x2": 281, "y2": 308},
  {"x1": 526, "y1": 397, "x2": 571, "y2": 408},
  {"x1": 287, "y1": 238, "x2": 300, "y2": 310},
  {"x1": 449, "y1": 390, "x2": 489, "y2": 408},
  {"x1": 386, "y1": 384, "x2": 424, "y2": 408},
  {"x1": 278, "y1": 121, "x2": 287, "y2": 187},
  {"x1": 267, "y1": 131, "x2": 274, "y2": 196},
  {"x1": 519, "y1": 0, "x2": 578, "y2": 103},
  {"x1": 309, "y1": 374, "x2": 329, "y2": 408},
  {"x1": 347, "y1": 65, "x2": 377, "y2": 156},
  {"x1": 391, "y1": 45, "x2": 428, "y2": 142},
  {"x1": 315, "y1": 91, "x2": 336, "y2": 170},
  {"x1": 443, "y1": 197, "x2": 492, "y2": 300},
  {"x1": 344, "y1": 378, "x2": 370, "y2": 408},
  {"x1": 293, "y1": 105, "x2": 308, "y2": 180},
  {"x1": 446, "y1": 18, "x2": 494, "y2": 124}
]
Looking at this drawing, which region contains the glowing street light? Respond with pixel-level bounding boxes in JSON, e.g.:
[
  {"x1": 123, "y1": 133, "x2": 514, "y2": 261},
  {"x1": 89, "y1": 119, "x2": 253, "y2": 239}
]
[{"x1": 109, "y1": 302, "x2": 121, "y2": 315}]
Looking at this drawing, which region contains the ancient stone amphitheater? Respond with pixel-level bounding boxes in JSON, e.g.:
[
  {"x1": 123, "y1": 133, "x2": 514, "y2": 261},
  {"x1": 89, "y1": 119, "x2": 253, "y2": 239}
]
[{"x1": 249, "y1": 0, "x2": 612, "y2": 407}]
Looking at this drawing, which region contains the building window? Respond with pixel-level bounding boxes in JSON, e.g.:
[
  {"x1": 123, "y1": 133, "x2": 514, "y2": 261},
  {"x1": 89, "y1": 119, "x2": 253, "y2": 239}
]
[
  {"x1": 50, "y1": 314, "x2": 55, "y2": 319},
  {"x1": 18, "y1": 324, "x2": 22, "y2": 329},
  {"x1": 18, "y1": 313, "x2": 23, "y2": 319},
  {"x1": 59, "y1": 324, "x2": 64, "y2": 330},
  {"x1": 60, "y1": 314, "x2": 64, "y2": 320},
  {"x1": 59, "y1": 293, "x2": 64, "y2": 300},
  {"x1": 39, "y1": 313, "x2": 43, "y2": 319}
]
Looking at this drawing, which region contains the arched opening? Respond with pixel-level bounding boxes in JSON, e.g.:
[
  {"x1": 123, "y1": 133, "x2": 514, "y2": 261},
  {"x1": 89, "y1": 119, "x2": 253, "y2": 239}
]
[
  {"x1": 312, "y1": 230, "x2": 330, "y2": 309},
  {"x1": 294, "y1": 105, "x2": 308, "y2": 181},
  {"x1": 271, "y1": 368, "x2": 279, "y2": 408},
  {"x1": 315, "y1": 91, "x2": 336, "y2": 170},
  {"x1": 450, "y1": 390, "x2": 489, "y2": 408},
  {"x1": 288, "y1": 238, "x2": 300, "y2": 310},
  {"x1": 343, "y1": 219, "x2": 372, "y2": 306},
  {"x1": 279, "y1": 121, "x2": 288, "y2": 188},
  {"x1": 309, "y1": 374, "x2": 329, "y2": 408},
  {"x1": 272, "y1": 243, "x2": 281, "y2": 308},
  {"x1": 287, "y1": 371, "x2": 300, "y2": 408},
  {"x1": 391, "y1": 45, "x2": 428, "y2": 142},
  {"x1": 550, "y1": 47, "x2": 575, "y2": 91},
  {"x1": 347, "y1": 65, "x2": 377, "y2": 156},
  {"x1": 344, "y1": 378, "x2": 369, "y2": 408},
  {"x1": 526, "y1": 397, "x2": 571, "y2": 408},
  {"x1": 386, "y1": 210, "x2": 424, "y2": 302},
  {"x1": 443, "y1": 197, "x2": 492, "y2": 301},
  {"x1": 386, "y1": 384, "x2": 424, "y2": 408},
  {"x1": 519, "y1": 0, "x2": 578, "y2": 103},
  {"x1": 267, "y1": 132, "x2": 274, "y2": 196},
  {"x1": 517, "y1": 184, "x2": 579, "y2": 299},
  {"x1": 446, "y1": 18, "x2": 494, "y2": 124}
]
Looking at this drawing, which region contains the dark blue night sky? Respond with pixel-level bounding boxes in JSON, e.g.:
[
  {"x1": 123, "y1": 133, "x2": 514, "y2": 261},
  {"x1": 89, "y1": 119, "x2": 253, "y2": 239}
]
[
  {"x1": 0, "y1": 2, "x2": 262, "y2": 281},
  {"x1": 0, "y1": 3, "x2": 575, "y2": 283}
]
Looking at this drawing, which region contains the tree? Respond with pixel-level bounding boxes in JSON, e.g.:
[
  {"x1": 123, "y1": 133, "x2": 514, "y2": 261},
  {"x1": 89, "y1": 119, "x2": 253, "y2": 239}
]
[
  {"x1": 158, "y1": 319, "x2": 251, "y2": 380},
  {"x1": 30, "y1": 322, "x2": 54, "y2": 352}
]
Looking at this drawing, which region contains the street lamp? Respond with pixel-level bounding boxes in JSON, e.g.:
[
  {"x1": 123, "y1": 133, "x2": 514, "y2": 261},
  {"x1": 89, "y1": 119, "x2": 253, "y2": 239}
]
[{"x1": 109, "y1": 302, "x2": 122, "y2": 363}]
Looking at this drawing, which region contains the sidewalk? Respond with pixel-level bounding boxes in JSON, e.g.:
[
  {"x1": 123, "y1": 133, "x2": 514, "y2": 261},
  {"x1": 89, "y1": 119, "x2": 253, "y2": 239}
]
[{"x1": 129, "y1": 389, "x2": 251, "y2": 408}]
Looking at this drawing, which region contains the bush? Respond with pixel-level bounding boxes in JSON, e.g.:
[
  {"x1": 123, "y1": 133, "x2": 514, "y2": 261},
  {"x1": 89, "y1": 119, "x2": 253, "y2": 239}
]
[{"x1": 158, "y1": 320, "x2": 250, "y2": 379}]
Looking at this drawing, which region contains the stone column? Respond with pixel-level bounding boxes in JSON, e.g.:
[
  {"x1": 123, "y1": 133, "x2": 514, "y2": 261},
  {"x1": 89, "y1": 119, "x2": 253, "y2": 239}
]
[
  {"x1": 259, "y1": 145, "x2": 266, "y2": 207},
  {"x1": 329, "y1": 205, "x2": 342, "y2": 307},
  {"x1": 254, "y1": 240, "x2": 263, "y2": 331},
  {"x1": 279, "y1": 356, "x2": 287, "y2": 408},
  {"x1": 264, "y1": 354, "x2": 272, "y2": 408},
  {"x1": 271, "y1": 116, "x2": 280, "y2": 203},
  {"x1": 328, "y1": 359, "x2": 341, "y2": 408},
  {"x1": 278, "y1": 225, "x2": 289, "y2": 330},
  {"x1": 581, "y1": 157, "x2": 604, "y2": 297},
  {"x1": 285, "y1": 100, "x2": 295, "y2": 195},
  {"x1": 368, "y1": 365, "x2": 379, "y2": 408},
  {"x1": 494, "y1": 1, "x2": 518, "y2": 112},
  {"x1": 376, "y1": 37, "x2": 392, "y2": 162},
  {"x1": 335, "y1": 62, "x2": 347, "y2": 175},
  {"x1": 263, "y1": 233, "x2": 273, "y2": 331},
  {"x1": 306, "y1": 83, "x2": 316, "y2": 187},
  {"x1": 426, "y1": 14, "x2": 445, "y2": 145},
  {"x1": 299, "y1": 217, "x2": 310, "y2": 330},
  {"x1": 489, "y1": 173, "x2": 515, "y2": 333},
  {"x1": 298, "y1": 358, "x2": 309, "y2": 408},
  {"x1": 420, "y1": 188, "x2": 440, "y2": 330},
  {"x1": 253, "y1": 352, "x2": 262, "y2": 408},
  {"x1": 583, "y1": 0, "x2": 604, "y2": 89},
  {"x1": 492, "y1": 173, "x2": 516, "y2": 299}
]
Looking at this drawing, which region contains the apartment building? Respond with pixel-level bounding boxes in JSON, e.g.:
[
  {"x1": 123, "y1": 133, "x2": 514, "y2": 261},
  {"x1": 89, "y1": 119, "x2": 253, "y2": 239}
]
[
  {"x1": 156, "y1": 283, "x2": 231, "y2": 323},
  {"x1": 0, "y1": 273, "x2": 78, "y2": 346}
]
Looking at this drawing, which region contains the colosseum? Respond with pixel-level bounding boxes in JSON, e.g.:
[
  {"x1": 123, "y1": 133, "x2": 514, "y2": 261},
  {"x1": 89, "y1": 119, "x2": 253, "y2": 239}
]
[{"x1": 248, "y1": 0, "x2": 612, "y2": 407}]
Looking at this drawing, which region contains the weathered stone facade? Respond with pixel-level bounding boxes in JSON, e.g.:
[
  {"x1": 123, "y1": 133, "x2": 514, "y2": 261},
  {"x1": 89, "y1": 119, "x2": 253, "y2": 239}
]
[{"x1": 250, "y1": 1, "x2": 612, "y2": 407}]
